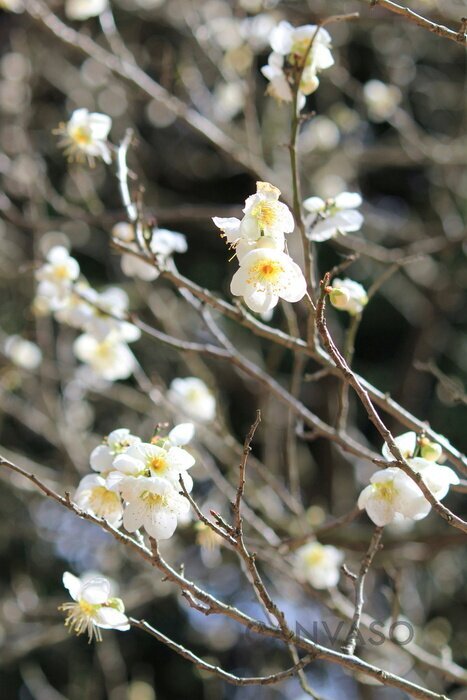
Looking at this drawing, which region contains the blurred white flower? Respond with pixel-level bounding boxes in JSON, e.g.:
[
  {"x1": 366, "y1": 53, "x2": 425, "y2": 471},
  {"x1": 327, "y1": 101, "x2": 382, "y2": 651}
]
[
  {"x1": 167, "y1": 422, "x2": 195, "y2": 447},
  {"x1": 35, "y1": 246, "x2": 80, "y2": 304},
  {"x1": 73, "y1": 332, "x2": 136, "y2": 381},
  {"x1": 294, "y1": 542, "x2": 343, "y2": 589},
  {"x1": 168, "y1": 377, "x2": 216, "y2": 422},
  {"x1": 56, "y1": 108, "x2": 112, "y2": 165},
  {"x1": 54, "y1": 281, "x2": 95, "y2": 328},
  {"x1": 230, "y1": 248, "x2": 306, "y2": 314},
  {"x1": 80, "y1": 287, "x2": 141, "y2": 343},
  {"x1": 114, "y1": 225, "x2": 187, "y2": 281},
  {"x1": 0, "y1": 0, "x2": 24, "y2": 12},
  {"x1": 111, "y1": 441, "x2": 195, "y2": 493},
  {"x1": 304, "y1": 192, "x2": 363, "y2": 242},
  {"x1": 213, "y1": 181, "x2": 293, "y2": 249},
  {"x1": 74, "y1": 474, "x2": 123, "y2": 527},
  {"x1": 261, "y1": 22, "x2": 334, "y2": 108},
  {"x1": 363, "y1": 80, "x2": 401, "y2": 123},
  {"x1": 329, "y1": 278, "x2": 368, "y2": 316},
  {"x1": 358, "y1": 468, "x2": 431, "y2": 527},
  {"x1": 65, "y1": 0, "x2": 108, "y2": 21},
  {"x1": 4, "y1": 335, "x2": 42, "y2": 370},
  {"x1": 120, "y1": 476, "x2": 190, "y2": 539},
  {"x1": 60, "y1": 571, "x2": 129, "y2": 642},
  {"x1": 212, "y1": 81, "x2": 245, "y2": 122},
  {"x1": 90, "y1": 428, "x2": 142, "y2": 474}
]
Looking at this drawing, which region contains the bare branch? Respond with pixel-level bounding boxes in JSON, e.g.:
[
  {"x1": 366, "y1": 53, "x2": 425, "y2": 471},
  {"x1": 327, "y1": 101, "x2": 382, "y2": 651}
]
[{"x1": 342, "y1": 527, "x2": 384, "y2": 655}]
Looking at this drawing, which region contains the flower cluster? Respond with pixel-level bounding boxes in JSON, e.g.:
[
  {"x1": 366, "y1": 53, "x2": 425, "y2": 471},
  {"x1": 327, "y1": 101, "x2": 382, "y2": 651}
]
[
  {"x1": 261, "y1": 22, "x2": 334, "y2": 109},
  {"x1": 112, "y1": 222, "x2": 188, "y2": 281},
  {"x1": 358, "y1": 432, "x2": 459, "y2": 527},
  {"x1": 55, "y1": 108, "x2": 112, "y2": 166},
  {"x1": 34, "y1": 246, "x2": 140, "y2": 381},
  {"x1": 304, "y1": 192, "x2": 363, "y2": 242},
  {"x1": 74, "y1": 424, "x2": 195, "y2": 539},
  {"x1": 328, "y1": 278, "x2": 368, "y2": 316},
  {"x1": 213, "y1": 181, "x2": 306, "y2": 314},
  {"x1": 60, "y1": 571, "x2": 129, "y2": 642}
]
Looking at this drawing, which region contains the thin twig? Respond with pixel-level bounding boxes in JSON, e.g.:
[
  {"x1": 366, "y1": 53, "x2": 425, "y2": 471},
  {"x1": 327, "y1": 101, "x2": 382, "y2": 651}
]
[
  {"x1": 359, "y1": 0, "x2": 467, "y2": 45},
  {"x1": 342, "y1": 526, "x2": 383, "y2": 655}
]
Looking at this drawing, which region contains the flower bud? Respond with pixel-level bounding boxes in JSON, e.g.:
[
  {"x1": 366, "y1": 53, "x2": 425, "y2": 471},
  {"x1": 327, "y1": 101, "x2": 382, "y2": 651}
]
[
  {"x1": 419, "y1": 439, "x2": 442, "y2": 462},
  {"x1": 329, "y1": 287, "x2": 350, "y2": 310}
]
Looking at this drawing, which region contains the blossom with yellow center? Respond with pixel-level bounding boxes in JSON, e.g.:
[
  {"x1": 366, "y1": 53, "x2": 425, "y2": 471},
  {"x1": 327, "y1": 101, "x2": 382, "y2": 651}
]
[
  {"x1": 73, "y1": 331, "x2": 136, "y2": 381},
  {"x1": 261, "y1": 22, "x2": 334, "y2": 108},
  {"x1": 230, "y1": 247, "x2": 306, "y2": 314},
  {"x1": 90, "y1": 428, "x2": 142, "y2": 474},
  {"x1": 168, "y1": 377, "x2": 216, "y2": 422},
  {"x1": 212, "y1": 181, "x2": 293, "y2": 249},
  {"x1": 120, "y1": 476, "x2": 190, "y2": 539},
  {"x1": 358, "y1": 468, "x2": 431, "y2": 527},
  {"x1": 74, "y1": 474, "x2": 123, "y2": 527},
  {"x1": 294, "y1": 542, "x2": 343, "y2": 589},
  {"x1": 55, "y1": 108, "x2": 112, "y2": 165},
  {"x1": 380, "y1": 432, "x2": 458, "y2": 501},
  {"x1": 109, "y1": 441, "x2": 195, "y2": 493},
  {"x1": 60, "y1": 572, "x2": 129, "y2": 642}
]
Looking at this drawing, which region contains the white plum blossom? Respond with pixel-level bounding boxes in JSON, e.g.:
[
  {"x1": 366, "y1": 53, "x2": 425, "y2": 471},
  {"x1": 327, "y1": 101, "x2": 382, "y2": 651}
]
[
  {"x1": 382, "y1": 431, "x2": 418, "y2": 461},
  {"x1": 35, "y1": 246, "x2": 80, "y2": 306},
  {"x1": 261, "y1": 22, "x2": 334, "y2": 108},
  {"x1": 303, "y1": 192, "x2": 363, "y2": 242},
  {"x1": 381, "y1": 431, "x2": 444, "y2": 463},
  {"x1": 167, "y1": 423, "x2": 195, "y2": 447},
  {"x1": 381, "y1": 432, "x2": 459, "y2": 501},
  {"x1": 74, "y1": 474, "x2": 123, "y2": 527},
  {"x1": 79, "y1": 287, "x2": 141, "y2": 343},
  {"x1": 55, "y1": 109, "x2": 112, "y2": 165},
  {"x1": 329, "y1": 278, "x2": 368, "y2": 316},
  {"x1": 168, "y1": 377, "x2": 216, "y2": 422},
  {"x1": 60, "y1": 571, "x2": 129, "y2": 642},
  {"x1": 294, "y1": 542, "x2": 343, "y2": 589},
  {"x1": 213, "y1": 181, "x2": 293, "y2": 250},
  {"x1": 4, "y1": 335, "x2": 42, "y2": 370},
  {"x1": 120, "y1": 476, "x2": 190, "y2": 540},
  {"x1": 110, "y1": 441, "x2": 195, "y2": 493},
  {"x1": 408, "y1": 458, "x2": 459, "y2": 501},
  {"x1": 90, "y1": 428, "x2": 142, "y2": 474},
  {"x1": 65, "y1": 0, "x2": 108, "y2": 21},
  {"x1": 151, "y1": 228, "x2": 188, "y2": 257},
  {"x1": 358, "y1": 468, "x2": 432, "y2": 527},
  {"x1": 54, "y1": 281, "x2": 95, "y2": 328},
  {"x1": 230, "y1": 248, "x2": 306, "y2": 314},
  {"x1": 363, "y1": 80, "x2": 401, "y2": 123},
  {"x1": 113, "y1": 224, "x2": 187, "y2": 281},
  {"x1": 73, "y1": 332, "x2": 136, "y2": 381}
]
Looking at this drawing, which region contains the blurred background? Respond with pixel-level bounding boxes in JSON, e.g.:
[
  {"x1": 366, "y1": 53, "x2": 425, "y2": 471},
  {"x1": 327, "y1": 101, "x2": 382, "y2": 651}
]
[{"x1": 0, "y1": 0, "x2": 466, "y2": 698}]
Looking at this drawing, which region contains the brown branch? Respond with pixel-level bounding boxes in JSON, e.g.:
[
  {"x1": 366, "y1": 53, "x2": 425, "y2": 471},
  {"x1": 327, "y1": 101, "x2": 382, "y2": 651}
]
[
  {"x1": 316, "y1": 274, "x2": 467, "y2": 534},
  {"x1": 131, "y1": 618, "x2": 314, "y2": 686},
  {"x1": 342, "y1": 527, "x2": 384, "y2": 655},
  {"x1": 360, "y1": 0, "x2": 467, "y2": 45},
  {"x1": 24, "y1": 0, "x2": 278, "y2": 187},
  {"x1": 0, "y1": 455, "x2": 453, "y2": 699},
  {"x1": 233, "y1": 411, "x2": 261, "y2": 535}
]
